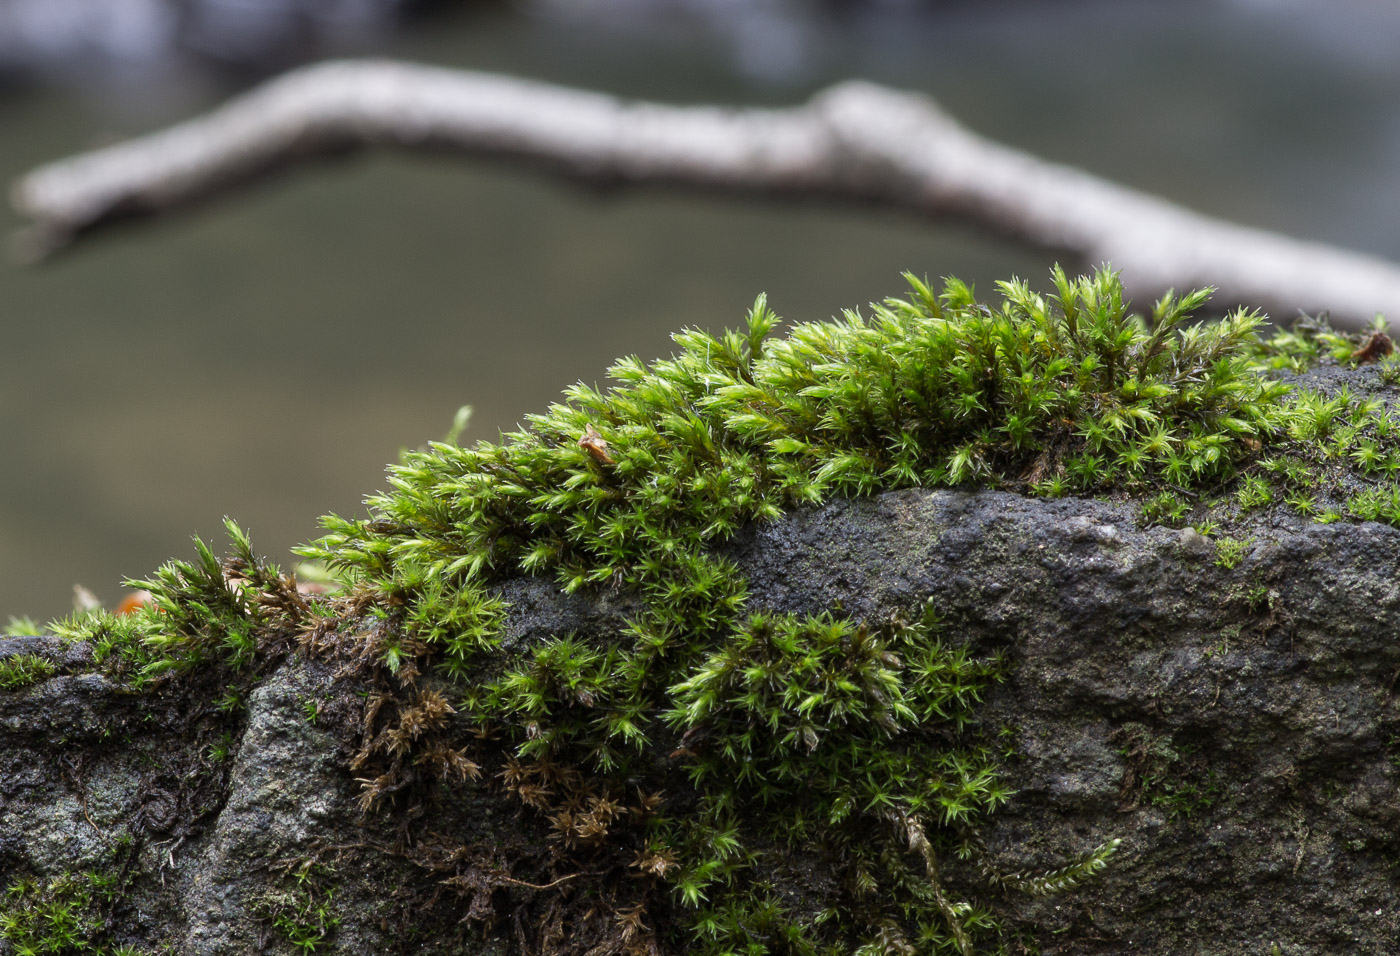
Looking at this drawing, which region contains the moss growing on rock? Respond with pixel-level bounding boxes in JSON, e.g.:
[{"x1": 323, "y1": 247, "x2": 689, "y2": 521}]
[
  {"x1": 0, "y1": 652, "x2": 57, "y2": 690},
  {"x1": 26, "y1": 266, "x2": 1400, "y2": 954},
  {"x1": 0, "y1": 838, "x2": 152, "y2": 956}
]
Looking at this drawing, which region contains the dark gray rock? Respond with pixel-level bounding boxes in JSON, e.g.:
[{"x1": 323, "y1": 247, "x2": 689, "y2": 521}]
[
  {"x1": 0, "y1": 649, "x2": 493, "y2": 955},
  {"x1": 5, "y1": 369, "x2": 1400, "y2": 954},
  {"x1": 726, "y1": 486, "x2": 1400, "y2": 954}
]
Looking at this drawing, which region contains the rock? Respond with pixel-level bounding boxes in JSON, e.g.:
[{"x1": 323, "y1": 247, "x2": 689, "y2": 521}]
[
  {"x1": 4, "y1": 367, "x2": 1400, "y2": 955},
  {"x1": 725, "y1": 486, "x2": 1400, "y2": 954}
]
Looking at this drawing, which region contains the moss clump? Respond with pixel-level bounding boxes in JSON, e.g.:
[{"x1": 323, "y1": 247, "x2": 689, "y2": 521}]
[
  {"x1": 50, "y1": 519, "x2": 314, "y2": 692},
  {"x1": 0, "y1": 652, "x2": 57, "y2": 690},
  {"x1": 315, "y1": 268, "x2": 1284, "y2": 601},
  {"x1": 1213, "y1": 536, "x2": 1254, "y2": 571},
  {"x1": 37, "y1": 265, "x2": 1400, "y2": 954},
  {"x1": 296, "y1": 265, "x2": 1284, "y2": 953},
  {"x1": 249, "y1": 863, "x2": 339, "y2": 954},
  {"x1": 0, "y1": 839, "x2": 152, "y2": 956}
]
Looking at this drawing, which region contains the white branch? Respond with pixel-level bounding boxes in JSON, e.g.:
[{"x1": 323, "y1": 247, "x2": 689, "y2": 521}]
[{"x1": 13, "y1": 60, "x2": 1400, "y2": 330}]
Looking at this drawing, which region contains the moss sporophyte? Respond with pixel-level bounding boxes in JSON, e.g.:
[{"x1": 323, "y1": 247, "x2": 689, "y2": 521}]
[{"x1": 14, "y1": 265, "x2": 1400, "y2": 954}]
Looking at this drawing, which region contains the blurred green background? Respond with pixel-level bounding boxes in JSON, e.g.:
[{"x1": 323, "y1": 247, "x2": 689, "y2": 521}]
[{"x1": 3, "y1": 0, "x2": 1400, "y2": 620}]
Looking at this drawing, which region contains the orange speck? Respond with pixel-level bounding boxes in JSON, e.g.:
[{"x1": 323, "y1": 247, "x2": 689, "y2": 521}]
[{"x1": 114, "y1": 590, "x2": 154, "y2": 615}]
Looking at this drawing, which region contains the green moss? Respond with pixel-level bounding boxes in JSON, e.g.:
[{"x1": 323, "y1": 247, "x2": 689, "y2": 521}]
[
  {"x1": 40, "y1": 266, "x2": 1400, "y2": 954},
  {"x1": 4, "y1": 616, "x2": 44, "y2": 637},
  {"x1": 0, "y1": 839, "x2": 152, "y2": 955},
  {"x1": 1, "y1": 873, "x2": 103, "y2": 954},
  {"x1": 1140, "y1": 490, "x2": 1190, "y2": 527},
  {"x1": 299, "y1": 265, "x2": 1275, "y2": 953},
  {"x1": 1114, "y1": 724, "x2": 1222, "y2": 820},
  {"x1": 0, "y1": 652, "x2": 57, "y2": 690},
  {"x1": 48, "y1": 518, "x2": 316, "y2": 693},
  {"x1": 1213, "y1": 537, "x2": 1254, "y2": 571},
  {"x1": 249, "y1": 864, "x2": 339, "y2": 954}
]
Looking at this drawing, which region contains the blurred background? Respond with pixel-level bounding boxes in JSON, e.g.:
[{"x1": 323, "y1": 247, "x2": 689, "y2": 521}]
[{"x1": 3, "y1": 0, "x2": 1400, "y2": 621}]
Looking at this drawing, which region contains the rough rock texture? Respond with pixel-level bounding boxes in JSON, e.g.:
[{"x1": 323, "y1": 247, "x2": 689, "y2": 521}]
[
  {"x1": 6, "y1": 408, "x2": 1400, "y2": 953},
  {"x1": 725, "y1": 488, "x2": 1400, "y2": 954},
  {"x1": 0, "y1": 648, "x2": 452, "y2": 954}
]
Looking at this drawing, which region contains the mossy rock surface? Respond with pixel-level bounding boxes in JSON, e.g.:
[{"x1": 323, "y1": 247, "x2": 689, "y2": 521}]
[
  {"x1": 4, "y1": 270, "x2": 1400, "y2": 955},
  {"x1": 5, "y1": 431, "x2": 1400, "y2": 952},
  {"x1": 728, "y1": 481, "x2": 1400, "y2": 953}
]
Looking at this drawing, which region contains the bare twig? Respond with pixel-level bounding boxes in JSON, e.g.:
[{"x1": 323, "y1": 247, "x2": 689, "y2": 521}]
[
  {"x1": 490, "y1": 870, "x2": 599, "y2": 892},
  {"x1": 13, "y1": 59, "x2": 1400, "y2": 330}
]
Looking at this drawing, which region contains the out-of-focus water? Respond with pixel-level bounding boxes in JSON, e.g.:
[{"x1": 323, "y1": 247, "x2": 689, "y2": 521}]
[{"x1": 3, "y1": 0, "x2": 1400, "y2": 620}]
